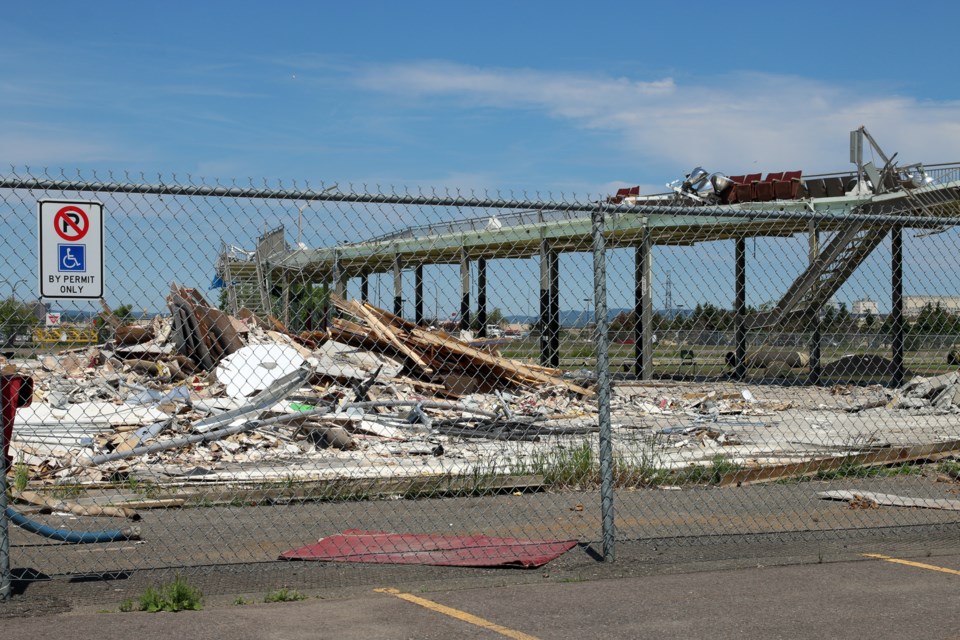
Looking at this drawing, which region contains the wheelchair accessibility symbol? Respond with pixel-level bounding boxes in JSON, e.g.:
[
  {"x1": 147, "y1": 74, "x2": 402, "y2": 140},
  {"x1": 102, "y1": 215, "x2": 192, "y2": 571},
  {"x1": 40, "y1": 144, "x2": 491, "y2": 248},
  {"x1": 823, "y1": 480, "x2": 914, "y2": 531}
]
[{"x1": 58, "y1": 244, "x2": 86, "y2": 272}]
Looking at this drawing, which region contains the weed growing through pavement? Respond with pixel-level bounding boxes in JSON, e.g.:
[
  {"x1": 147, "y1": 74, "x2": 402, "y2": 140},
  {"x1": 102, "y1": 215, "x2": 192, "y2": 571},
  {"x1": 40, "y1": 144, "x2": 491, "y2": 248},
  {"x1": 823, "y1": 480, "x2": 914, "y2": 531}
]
[
  {"x1": 121, "y1": 574, "x2": 203, "y2": 612},
  {"x1": 264, "y1": 588, "x2": 307, "y2": 603},
  {"x1": 13, "y1": 459, "x2": 29, "y2": 492}
]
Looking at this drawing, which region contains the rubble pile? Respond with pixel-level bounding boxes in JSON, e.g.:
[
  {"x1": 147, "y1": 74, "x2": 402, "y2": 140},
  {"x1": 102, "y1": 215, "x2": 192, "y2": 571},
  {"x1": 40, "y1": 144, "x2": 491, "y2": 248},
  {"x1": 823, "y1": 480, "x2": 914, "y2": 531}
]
[
  {"x1": 7, "y1": 282, "x2": 960, "y2": 511},
  {"x1": 322, "y1": 295, "x2": 593, "y2": 397},
  {"x1": 10, "y1": 284, "x2": 596, "y2": 500},
  {"x1": 896, "y1": 372, "x2": 960, "y2": 411},
  {"x1": 836, "y1": 371, "x2": 960, "y2": 413}
]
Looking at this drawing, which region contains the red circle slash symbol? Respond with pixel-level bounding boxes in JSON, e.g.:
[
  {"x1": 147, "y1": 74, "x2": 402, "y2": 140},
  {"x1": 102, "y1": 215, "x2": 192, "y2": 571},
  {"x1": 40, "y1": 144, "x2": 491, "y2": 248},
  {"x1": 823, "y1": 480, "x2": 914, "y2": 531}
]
[{"x1": 54, "y1": 205, "x2": 89, "y2": 242}]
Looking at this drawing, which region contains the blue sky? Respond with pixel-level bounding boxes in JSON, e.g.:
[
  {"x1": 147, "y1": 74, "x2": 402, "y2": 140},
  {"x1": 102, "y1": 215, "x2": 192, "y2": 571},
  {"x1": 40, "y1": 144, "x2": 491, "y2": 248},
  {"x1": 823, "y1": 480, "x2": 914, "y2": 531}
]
[{"x1": 3, "y1": 1, "x2": 960, "y2": 314}]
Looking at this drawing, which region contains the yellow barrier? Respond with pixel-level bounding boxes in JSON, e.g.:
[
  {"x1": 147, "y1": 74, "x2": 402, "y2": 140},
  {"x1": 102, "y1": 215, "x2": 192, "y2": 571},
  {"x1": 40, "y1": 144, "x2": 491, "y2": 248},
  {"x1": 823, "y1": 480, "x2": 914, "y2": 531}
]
[{"x1": 32, "y1": 326, "x2": 98, "y2": 344}]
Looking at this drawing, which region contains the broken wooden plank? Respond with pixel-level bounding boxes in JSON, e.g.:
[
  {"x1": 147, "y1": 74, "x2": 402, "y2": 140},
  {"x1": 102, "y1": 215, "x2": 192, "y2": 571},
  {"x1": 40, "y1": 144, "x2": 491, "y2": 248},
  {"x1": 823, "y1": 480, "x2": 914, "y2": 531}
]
[
  {"x1": 360, "y1": 299, "x2": 594, "y2": 395},
  {"x1": 98, "y1": 299, "x2": 123, "y2": 329},
  {"x1": 407, "y1": 325, "x2": 594, "y2": 396},
  {"x1": 718, "y1": 440, "x2": 960, "y2": 487},
  {"x1": 103, "y1": 497, "x2": 187, "y2": 510},
  {"x1": 14, "y1": 489, "x2": 138, "y2": 519},
  {"x1": 115, "y1": 324, "x2": 155, "y2": 345},
  {"x1": 818, "y1": 490, "x2": 960, "y2": 511},
  {"x1": 348, "y1": 300, "x2": 433, "y2": 375},
  {"x1": 174, "y1": 473, "x2": 546, "y2": 506}
]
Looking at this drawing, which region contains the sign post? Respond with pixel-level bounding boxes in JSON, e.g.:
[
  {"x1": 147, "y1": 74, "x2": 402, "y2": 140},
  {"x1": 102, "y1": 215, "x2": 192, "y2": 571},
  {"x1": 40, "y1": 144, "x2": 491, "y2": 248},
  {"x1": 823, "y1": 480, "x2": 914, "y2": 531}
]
[{"x1": 38, "y1": 200, "x2": 104, "y2": 299}]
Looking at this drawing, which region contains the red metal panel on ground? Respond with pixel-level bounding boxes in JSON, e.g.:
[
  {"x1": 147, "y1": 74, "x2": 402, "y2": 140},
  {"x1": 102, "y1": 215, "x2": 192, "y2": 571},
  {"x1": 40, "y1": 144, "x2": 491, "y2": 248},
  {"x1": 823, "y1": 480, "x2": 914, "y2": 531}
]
[{"x1": 280, "y1": 529, "x2": 578, "y2": 568}]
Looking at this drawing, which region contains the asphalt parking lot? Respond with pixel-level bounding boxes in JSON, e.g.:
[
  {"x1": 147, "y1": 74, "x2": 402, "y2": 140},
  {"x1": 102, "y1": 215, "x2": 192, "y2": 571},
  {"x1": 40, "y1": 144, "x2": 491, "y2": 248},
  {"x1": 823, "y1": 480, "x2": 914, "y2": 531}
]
[{"x1": 4, "y1": 548, "x2": 958, "y2": 640}]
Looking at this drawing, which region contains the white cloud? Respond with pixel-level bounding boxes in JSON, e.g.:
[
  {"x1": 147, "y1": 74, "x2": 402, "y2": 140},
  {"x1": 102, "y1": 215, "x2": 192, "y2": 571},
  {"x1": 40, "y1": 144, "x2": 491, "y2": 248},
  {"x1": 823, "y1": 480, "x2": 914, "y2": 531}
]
[
  {"x1": 0, "y1": 130, "x2": 120, "y2": 166},
  {"x1": 357, "y1": 62, "x2": 960, "y2": 175}
]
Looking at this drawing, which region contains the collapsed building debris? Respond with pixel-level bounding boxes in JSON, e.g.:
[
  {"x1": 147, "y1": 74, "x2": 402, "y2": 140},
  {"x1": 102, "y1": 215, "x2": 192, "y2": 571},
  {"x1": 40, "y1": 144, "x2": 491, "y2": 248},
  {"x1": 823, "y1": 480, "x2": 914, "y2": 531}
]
[
  {"x1": 8, "y1": 288, "x2": 600, "y2": 515},
  {"x1": 6, "y1": 284, "x2": 960, "y2": 519}
]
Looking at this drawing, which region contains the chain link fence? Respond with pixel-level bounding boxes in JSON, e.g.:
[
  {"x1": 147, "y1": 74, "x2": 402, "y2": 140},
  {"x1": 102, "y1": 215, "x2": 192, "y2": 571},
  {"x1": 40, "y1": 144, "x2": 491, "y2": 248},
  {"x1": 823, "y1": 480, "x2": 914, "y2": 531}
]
[{"x1": 1, "y1": 165, "x2": 959, "y2": 596}]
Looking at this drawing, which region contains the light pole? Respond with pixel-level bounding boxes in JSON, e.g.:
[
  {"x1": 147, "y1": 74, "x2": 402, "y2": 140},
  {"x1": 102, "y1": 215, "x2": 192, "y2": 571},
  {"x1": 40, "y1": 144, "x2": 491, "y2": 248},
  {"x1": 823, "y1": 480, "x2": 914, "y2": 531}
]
[
  {"x1": 3, "y1": 278, "x2": 27, "y2": 301},
  {"x1": 1, "y1": 278, "x2": 29, "y2": 349},
  {"x1": 433, "y1": 282, "x2": 439, "y2": 324},
  {"x1": 583, "y1": 297, "x2": 592, "y2": 328},
  {"x1": 297, "y1": 203, "x2": 310, "y2": 248}
]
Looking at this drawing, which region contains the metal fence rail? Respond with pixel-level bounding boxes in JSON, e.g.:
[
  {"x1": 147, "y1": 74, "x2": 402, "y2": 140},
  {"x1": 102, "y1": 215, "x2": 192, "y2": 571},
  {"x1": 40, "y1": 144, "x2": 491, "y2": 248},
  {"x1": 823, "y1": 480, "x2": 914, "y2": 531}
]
[{"x1": 1, "y1": 168, "x2": 959, "y2": 598}]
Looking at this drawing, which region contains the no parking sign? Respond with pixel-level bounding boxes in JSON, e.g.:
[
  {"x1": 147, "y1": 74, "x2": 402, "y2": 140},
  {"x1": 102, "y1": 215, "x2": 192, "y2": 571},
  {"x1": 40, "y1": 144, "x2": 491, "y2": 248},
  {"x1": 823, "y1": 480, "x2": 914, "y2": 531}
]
[{"x1": 38, "y1": 199, "x2": 104, "y2": 299}]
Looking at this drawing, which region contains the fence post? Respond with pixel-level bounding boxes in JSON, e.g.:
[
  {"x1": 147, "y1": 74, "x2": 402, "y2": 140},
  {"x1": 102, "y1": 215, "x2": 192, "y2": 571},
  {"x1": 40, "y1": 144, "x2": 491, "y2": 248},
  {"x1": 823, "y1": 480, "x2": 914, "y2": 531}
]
[
  {"x1": 0, "y1": 434, "x2": 9, "y2": 600},
  {"x1": 592, "y1": 206, "x2": 615, "y2": 561},
  {"x1": 0, "y1": 374, "x2": 14, "y2": 600},
  {"x1": 891, "y1": 224, "x2": 905, "y2": 387}
]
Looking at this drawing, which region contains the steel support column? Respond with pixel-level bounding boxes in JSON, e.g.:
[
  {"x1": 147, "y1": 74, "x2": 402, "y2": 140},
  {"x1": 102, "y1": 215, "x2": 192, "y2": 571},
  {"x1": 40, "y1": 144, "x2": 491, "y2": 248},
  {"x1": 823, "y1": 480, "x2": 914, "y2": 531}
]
[
  {"x1": 733, "y1": 237, "x2": 747, "y2": 381},
  {"x1": 414, "y1": 265, "x2": 424, "y2": 325},
  {"x1": 477, "y1": 257, "x2": 488, "y2": 337},
  {"x1": 808, "y1": 223, "x2": 822, "y2": 385},
  {"x1": 282, "y1": 274, "x2": 291, "y2": 327},
  {"x1": 891, "y1": 225, "x2": 905, "y2": 387},
  {"x1": 634, "y1": 228, "x2": 653, "y2": 379},
  {"x1": 333, "y1": 252, "x2": 346, "y2": 299},
  {"x1": 360, "y1": 272, "x2": 369, "y2": 303},
  {"x1": 460, "y1": 248, "x2": 471, "y2": 332},
  {"x1": 540, "y1": 240, "x2": 559, "y2": 367},
  {"x1": 393, "y1": 255, "x2": 403, "y2": 318}
]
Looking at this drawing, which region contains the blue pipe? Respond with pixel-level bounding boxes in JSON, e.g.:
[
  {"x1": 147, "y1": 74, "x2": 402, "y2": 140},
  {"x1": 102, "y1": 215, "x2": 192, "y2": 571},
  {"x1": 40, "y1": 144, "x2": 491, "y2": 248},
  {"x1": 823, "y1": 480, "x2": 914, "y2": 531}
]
[{"x1": 5, "y1": 507, "x2": 140, "y2": 543}]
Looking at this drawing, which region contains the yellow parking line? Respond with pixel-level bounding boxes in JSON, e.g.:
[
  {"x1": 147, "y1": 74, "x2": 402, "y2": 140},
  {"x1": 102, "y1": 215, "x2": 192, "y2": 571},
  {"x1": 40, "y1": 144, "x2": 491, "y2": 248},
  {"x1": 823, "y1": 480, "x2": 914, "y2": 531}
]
[
  {"x1": 375, "y1": 587, "x2": 540, "y2": 640},
  {"x1": 863, "y1": 553, "x2": 960, "y2": 576}
]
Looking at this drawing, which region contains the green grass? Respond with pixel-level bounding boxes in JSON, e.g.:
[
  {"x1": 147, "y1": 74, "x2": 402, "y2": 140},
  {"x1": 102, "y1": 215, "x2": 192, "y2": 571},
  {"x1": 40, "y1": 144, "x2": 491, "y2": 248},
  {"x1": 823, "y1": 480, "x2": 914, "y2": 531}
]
[
  {"x1": 501, "y1": 337, "x2": 957, "y2": 378},
  {"x1": 937, "y1": 460, "x2": 960, "y2": 479},
  {"x1": 531, "y1": 442, "x2": 598, "y2": 489},
  {"x1": 651, "y1": 454, "x2": 743, "y2": 487},
  {"x1": 13, "y1": 460, "x2": 29, "y2": 492},
  {"x1": 531, "y1": 442, "x2": 741, "y2": 489},
  {"x1": 264, "y1": 588, "x2": 306, "y2": 603},
  {"x1": 50, "y1": 480, "x2": 84, "y2": 500},
  {"x1": 124, "y1": 476, "x2": 161, "y2": 499},
  {"x1": 124, "y1": 574, "x2": 203, "y2": 612}
]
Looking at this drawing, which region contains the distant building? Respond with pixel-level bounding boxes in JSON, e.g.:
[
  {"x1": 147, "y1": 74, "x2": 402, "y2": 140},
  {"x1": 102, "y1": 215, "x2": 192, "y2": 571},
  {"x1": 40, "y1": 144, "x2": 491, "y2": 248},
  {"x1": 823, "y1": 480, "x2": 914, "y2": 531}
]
[
  {"x1": 904, "y1": 296, "x2": 960, "y2": 319},
  {"x1": 28, "y1": 300, "x2": 48, "y2": 322},
  {"x1": 852, "y1": 298, "x2": 878, "y2": 317}
]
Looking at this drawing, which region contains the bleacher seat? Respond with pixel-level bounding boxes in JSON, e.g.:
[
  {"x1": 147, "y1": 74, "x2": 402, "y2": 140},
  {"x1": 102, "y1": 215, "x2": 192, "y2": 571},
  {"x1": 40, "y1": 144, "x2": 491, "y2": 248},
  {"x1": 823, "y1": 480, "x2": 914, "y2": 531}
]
[{"x1": 774, "y1": 170, "x2": 802, "y2": 199}]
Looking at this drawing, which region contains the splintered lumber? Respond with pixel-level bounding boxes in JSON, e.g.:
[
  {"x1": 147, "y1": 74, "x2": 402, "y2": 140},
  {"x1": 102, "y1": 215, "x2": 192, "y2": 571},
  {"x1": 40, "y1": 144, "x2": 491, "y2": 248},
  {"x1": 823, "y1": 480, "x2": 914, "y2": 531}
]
[
  {"x1": 99, "y1": 299, "x2": 123, "y2": 329},
  {"x1": 15, "y1": 490, "x2": 138, "y2": 519},
  {"x1": 326, "y1": 321, "x2": 394, "y2": 355},
  {"x1": 352, "y1": 303, "x2": 433, "y2": 375},
  {"x1": 411, "y1": 327, "x2": 593, "y2": 395},
  {"x1": 115, "y1": 324, "x2": 155, "y2": 345},
  {"x1": 166, "y1": 283, "x2": 245, "y2": 370},
  {"x1": 330, "y1": 296, "x2": 593, "y2": 396},
  {"x1": 818, "y1": 490, "x2": 960, "y2": 511},
  {"x1": 518, "y1": 363, "x2": 565, "y2": 376},
  {"x1": 366, "y1": 302, "x2": 593, "y2": 396},
  {"x1": 717, "y1": 439, "x2": 960, "y2": 487},
  {"x1": 168, "y1": 284, "x2": 214, "y2": 370}
]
